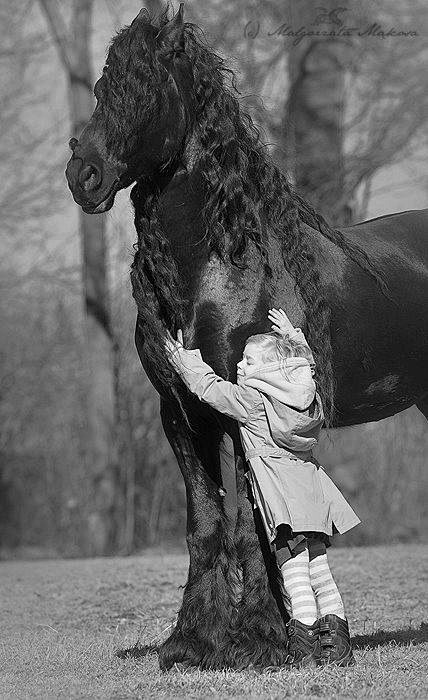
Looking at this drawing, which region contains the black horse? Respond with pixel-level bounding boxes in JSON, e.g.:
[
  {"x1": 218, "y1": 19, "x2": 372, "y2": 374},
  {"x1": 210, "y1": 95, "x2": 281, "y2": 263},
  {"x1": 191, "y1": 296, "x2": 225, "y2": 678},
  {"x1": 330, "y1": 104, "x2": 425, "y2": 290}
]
[{"x1": 65, "y1": 5, "x2": 428, "y2": 670}]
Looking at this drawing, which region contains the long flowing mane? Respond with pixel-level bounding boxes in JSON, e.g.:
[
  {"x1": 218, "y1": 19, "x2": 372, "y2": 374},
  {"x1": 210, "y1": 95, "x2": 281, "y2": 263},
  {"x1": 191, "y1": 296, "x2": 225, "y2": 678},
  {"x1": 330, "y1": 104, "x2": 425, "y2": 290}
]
[{"x1": 129, "y1": 8, "x2": 388, "y2": 426}]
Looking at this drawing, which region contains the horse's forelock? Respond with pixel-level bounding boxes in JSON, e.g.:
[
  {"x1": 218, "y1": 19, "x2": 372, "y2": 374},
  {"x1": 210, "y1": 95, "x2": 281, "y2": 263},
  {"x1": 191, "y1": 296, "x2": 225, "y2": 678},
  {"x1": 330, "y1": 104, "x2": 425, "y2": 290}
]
[{"x1": 107, "y1": 3, "x2": 180, "y2": 69}]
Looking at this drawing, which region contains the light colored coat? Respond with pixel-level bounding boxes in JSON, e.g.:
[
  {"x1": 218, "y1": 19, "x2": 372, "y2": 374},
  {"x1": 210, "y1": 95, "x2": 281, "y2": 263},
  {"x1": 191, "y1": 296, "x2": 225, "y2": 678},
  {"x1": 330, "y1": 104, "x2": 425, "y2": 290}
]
[{"x1": 169, "y1": 329, "x2": 360, "y2": 543}]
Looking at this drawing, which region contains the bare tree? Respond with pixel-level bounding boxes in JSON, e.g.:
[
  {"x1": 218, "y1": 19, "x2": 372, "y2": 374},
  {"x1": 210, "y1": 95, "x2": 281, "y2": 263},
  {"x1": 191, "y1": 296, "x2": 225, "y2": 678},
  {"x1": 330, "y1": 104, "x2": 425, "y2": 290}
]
[
  {"x1": 39, "y1": 0, "x2": 117, "y2": 555},
  {"x1": 280, "y1": 0, "x2": 354, "y2": 224},
  {"x1": 0, "y1": 2, "x2": 66, "y2": 238},
  {"x1": 196, "y1": 0, "x2": 428, "y2": 225},
  {"x1": 279, "y1": 0, "x2": 428, "y2": 223}
]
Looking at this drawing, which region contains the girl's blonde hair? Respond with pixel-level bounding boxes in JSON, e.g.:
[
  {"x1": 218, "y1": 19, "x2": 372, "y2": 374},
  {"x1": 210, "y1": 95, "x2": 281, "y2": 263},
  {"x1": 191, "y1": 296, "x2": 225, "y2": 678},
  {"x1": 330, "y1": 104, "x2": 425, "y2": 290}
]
[{"x1": 246, "y1": 332, "x2": 313, "y2": 364}]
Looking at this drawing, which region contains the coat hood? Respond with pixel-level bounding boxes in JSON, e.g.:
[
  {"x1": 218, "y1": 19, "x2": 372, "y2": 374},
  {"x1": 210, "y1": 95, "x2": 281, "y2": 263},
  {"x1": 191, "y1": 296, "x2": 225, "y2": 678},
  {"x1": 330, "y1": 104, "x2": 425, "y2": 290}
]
[
  {"x1": 238, "y1": 358, "x2": 315, "y2": 410},
  {"x1": 238, "y1": 359, "x2": 324, "y2": 451}
]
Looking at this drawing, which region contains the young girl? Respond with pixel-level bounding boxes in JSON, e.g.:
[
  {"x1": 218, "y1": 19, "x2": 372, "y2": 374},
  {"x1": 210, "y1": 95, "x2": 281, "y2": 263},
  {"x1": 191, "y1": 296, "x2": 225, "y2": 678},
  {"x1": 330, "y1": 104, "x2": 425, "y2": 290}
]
[{"x1": 165, "y1": 308, "x2": 360, "y2": 669}]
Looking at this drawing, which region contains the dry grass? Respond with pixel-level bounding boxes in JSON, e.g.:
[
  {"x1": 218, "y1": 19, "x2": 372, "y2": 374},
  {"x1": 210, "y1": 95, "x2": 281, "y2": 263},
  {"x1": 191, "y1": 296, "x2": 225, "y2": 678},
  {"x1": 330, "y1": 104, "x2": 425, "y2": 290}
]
[{"x1": 0, "y1": 545, "x2": 427, "y2": 698}]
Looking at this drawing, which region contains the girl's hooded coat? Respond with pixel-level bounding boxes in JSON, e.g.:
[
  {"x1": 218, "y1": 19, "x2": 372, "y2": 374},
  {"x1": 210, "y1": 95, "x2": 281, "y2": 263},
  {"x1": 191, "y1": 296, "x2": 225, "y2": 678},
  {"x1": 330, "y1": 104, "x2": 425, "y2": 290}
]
[{"x1": 169, "y1": 329, "x2": 360, "y2": 543}]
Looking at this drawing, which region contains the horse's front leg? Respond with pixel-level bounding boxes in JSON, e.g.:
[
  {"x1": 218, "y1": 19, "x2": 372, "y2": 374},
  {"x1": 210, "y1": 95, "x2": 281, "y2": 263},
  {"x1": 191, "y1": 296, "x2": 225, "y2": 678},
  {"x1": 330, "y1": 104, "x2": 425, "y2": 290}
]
[
  {"x1": 232, "y1": 438, "x2": 289, "y2": 668},
  {"x1": 158, "y1": 399, "x2": 239, "y2": 671}
]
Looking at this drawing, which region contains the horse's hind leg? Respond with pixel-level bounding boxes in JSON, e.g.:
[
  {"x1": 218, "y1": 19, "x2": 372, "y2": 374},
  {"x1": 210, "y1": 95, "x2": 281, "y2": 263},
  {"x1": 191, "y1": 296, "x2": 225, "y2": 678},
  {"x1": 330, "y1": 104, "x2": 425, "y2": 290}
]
[{"x1": 157, "y1": 400, "x2": 238, "y2": 671}]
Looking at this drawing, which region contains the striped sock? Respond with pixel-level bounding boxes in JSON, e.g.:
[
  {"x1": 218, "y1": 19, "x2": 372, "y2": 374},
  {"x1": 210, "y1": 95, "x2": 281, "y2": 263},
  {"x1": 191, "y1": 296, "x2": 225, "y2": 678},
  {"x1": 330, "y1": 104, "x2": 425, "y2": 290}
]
[
  {"x1": 280, "y1": 548, "x2": 317, "y2": 625},
  {"x1": 309, "y1": 553, "x2": 346, "y2": 619}
]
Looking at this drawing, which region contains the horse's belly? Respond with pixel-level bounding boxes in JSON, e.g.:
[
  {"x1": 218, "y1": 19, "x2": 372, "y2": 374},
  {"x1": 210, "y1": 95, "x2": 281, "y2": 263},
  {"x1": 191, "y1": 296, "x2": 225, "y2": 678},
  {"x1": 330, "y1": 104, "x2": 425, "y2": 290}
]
[{"x1": 333, "y1": 354, "x2": 427, "y2": 426}]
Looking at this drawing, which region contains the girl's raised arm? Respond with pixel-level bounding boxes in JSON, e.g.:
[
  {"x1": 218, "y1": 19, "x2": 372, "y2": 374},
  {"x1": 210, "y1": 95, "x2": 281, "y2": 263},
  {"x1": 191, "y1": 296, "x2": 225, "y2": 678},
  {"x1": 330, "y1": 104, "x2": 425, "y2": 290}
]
[{"x1": 268, "y1": 308, "x2": 315, "y2": 372}]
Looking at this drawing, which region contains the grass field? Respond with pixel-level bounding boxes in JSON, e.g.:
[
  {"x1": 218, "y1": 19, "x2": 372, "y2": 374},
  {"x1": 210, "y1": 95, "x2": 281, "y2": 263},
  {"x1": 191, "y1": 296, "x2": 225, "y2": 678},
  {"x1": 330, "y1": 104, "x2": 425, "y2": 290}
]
[{"x1": 1, "y1": 545, "x2": 427, "y2": 698}]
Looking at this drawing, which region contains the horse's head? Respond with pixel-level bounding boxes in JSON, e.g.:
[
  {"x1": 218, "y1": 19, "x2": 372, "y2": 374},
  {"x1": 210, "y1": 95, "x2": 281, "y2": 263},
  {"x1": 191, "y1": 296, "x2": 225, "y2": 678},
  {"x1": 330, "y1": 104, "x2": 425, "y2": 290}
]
[{"x1": 65, "y1": 3, "x2": 195, "y2": 214}]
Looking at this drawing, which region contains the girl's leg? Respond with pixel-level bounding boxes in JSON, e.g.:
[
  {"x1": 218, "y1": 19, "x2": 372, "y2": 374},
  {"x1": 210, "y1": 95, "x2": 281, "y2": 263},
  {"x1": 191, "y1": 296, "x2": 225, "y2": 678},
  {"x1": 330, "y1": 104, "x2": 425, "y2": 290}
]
[
  {"x1": 279, "y1": 547, "x2": 318, "y2": 625},
  {"x1": 307, "y1": 537, "x2": 345, "y2": 619},
  {"x1": 273, "y1": 528, "x2": 320, "y2": 668},
  {"x1": 274, "y1": 526, "x2": 317, "y2": 623},
  {"x1": 307, "y1": 536, "x2": 355, "y2": 666}
]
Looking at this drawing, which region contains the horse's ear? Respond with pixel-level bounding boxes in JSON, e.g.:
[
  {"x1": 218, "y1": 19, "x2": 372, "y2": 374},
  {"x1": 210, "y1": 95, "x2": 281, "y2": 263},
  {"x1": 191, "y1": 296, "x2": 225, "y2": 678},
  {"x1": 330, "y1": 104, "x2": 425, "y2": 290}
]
[
  {"x1": 155, "y1": 2, "x2": 185, "y2": 53},
  {"x1": 133, "y1": 7, "x2": 151, "y2": 24}
]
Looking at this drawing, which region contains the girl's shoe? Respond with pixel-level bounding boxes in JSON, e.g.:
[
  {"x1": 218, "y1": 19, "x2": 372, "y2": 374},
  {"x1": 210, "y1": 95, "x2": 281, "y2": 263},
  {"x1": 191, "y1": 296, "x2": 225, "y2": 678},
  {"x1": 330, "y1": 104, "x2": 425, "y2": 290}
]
[
  {"x1": 284, "y1": 618, "x2": 320, "y2": 669},
  {"x1": 318, "y1": 614, "x2": 355, "y2": 666}
]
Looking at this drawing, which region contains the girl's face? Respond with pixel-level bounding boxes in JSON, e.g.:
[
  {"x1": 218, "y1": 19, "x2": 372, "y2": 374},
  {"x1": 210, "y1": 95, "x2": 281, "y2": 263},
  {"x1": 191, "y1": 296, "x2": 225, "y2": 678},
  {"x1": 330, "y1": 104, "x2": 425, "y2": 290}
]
[{"x1": 237, "y1": 343, "x2": 264, "y2": 378}]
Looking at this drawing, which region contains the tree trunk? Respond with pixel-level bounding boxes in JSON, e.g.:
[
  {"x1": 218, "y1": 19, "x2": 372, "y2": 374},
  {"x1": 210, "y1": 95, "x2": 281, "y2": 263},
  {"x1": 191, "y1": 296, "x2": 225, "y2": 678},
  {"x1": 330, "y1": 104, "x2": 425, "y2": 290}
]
[
  {"x1": 39, "y1": 0, "x2": 117, "y2": 555},
  {"x1": 280, "y1": 0, "x2": 353, "y2": 225}
]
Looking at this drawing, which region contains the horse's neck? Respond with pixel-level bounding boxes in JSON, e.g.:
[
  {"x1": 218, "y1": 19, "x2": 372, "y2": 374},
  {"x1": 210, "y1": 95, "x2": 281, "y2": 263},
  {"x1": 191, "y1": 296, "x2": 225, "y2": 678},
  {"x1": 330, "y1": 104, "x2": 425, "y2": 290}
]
[{"x1": 147, "y1": 139, "x2": 345, "y2": 317}]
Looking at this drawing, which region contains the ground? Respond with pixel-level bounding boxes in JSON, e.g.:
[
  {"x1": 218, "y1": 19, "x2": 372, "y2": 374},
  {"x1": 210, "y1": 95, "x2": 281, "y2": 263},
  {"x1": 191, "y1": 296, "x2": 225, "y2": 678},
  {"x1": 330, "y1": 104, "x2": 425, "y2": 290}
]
[{"x1": 1, "y1": 545, "x2": 427, "y2": 699}]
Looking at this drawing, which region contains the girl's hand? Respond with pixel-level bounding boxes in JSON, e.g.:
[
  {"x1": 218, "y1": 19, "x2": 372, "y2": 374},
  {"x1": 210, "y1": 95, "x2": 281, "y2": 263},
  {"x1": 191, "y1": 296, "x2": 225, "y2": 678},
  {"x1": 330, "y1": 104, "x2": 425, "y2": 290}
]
[
  {"x1": 268, "y1": 308, "x2": 295, "y2": 336},
  {"x1": 165, "y1": 328, "x2": 184, "y2": 355}
]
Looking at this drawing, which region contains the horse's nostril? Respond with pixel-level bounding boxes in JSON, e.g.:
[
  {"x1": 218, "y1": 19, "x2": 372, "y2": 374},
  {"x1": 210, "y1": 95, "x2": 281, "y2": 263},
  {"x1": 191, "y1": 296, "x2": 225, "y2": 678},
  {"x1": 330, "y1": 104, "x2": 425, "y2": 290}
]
[
  {"x1": 69, "y1": 137, "x2": 78, "y2": 152},
  {"x1": 79, "y1": 163, "x2": 101, "y2": 192}
]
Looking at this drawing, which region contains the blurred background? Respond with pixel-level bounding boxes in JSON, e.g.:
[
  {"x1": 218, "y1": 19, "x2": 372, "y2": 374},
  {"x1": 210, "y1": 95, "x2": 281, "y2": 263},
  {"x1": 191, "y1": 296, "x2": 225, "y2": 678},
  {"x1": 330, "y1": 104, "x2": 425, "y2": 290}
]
[{"x1": 0, "y1": 0, "x2": 427, "y2": 558}]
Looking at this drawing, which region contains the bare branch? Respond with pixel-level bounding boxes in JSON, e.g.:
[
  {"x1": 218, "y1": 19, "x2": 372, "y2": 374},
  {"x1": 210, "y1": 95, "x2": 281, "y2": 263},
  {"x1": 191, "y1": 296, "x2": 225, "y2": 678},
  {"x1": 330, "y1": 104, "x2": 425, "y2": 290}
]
[{"x1": 38, "y1": 0, "x2": 75, "y2": 72}]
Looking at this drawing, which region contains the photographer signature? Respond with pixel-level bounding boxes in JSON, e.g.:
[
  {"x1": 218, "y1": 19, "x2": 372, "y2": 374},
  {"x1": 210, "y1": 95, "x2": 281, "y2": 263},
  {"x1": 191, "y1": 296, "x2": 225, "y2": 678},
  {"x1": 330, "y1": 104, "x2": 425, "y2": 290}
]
[{"x1": 244, "y1": 7, "x2": 418, "y2": 44}]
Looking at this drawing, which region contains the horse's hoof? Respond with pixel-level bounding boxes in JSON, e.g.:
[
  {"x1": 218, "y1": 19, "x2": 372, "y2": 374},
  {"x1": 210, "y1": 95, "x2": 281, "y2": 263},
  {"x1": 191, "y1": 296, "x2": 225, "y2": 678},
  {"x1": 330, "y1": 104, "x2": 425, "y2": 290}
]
[
  {"x1": 158, "y1": 627, "x2": 205, "y2": 671},
  {"x1": 262, "y1": 664, "x2": 286, "y2": 674},
  {"x1": 248, "y1": 663, "x2": 288, "y2": 674},
  {"x1": 170, "y1": 662, "x2": 195, "y2": 674}
]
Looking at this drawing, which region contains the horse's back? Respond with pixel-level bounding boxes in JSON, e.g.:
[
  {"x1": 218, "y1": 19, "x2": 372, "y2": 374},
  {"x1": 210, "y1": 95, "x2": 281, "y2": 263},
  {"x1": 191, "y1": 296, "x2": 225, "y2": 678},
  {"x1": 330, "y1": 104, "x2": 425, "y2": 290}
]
[
  {"x1": 337, "y1": 207, "x2": 428, "y2": 358},
  {"x1": 332, "y1": 209, "x2": 428, "y2": 421},
  {"x1": 344, "y1": 208, "x2": 428, "y2": 263}
]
